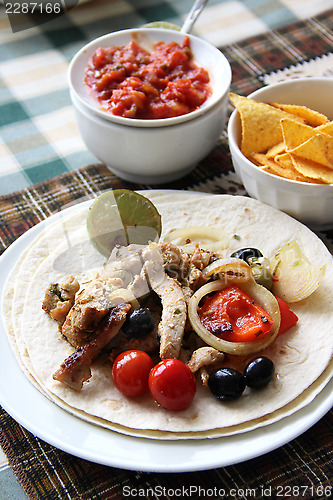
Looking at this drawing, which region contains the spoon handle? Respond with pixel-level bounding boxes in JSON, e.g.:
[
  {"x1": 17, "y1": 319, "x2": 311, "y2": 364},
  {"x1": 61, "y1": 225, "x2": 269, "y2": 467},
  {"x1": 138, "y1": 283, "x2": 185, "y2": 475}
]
[{"x1": 181, "y1": 0, "x2": 209, "y2": 33}]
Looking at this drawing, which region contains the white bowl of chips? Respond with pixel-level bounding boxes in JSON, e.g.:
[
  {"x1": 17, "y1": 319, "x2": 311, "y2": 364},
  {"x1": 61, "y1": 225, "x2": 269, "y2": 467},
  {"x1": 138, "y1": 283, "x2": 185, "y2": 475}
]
[{"x1": 228, "y1": 78, "x2": 333, "y2": 228}]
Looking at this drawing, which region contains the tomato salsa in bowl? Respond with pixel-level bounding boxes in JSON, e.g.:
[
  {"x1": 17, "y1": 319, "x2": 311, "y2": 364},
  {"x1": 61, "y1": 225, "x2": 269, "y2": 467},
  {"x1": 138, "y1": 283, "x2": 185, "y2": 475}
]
[
  {"x1": 68, "y1": 28, "x2": 231, "y2": 183},
  {"x1": 84, "y1": 36, "x2": 211, "y2": 120},
  {"x1": 69, "y1": 28, "x2": 231, "y2": 128}
]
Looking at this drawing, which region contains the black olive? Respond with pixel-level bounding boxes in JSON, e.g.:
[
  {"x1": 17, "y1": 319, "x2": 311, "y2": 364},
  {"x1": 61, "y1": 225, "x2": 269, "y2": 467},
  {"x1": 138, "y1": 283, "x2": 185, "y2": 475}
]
[
  {"x1": 208, "y1": 368, "x2": 246, "y2": 401},
  {"x1": 244, "y1": 356, "x2": 275, "y2": 389},
  {"x1": 121, "y1": 308, "x2": 156, "y2": 339},
  {"x1": 230, "y1": 247, "x2": 263, "y2": 265}
]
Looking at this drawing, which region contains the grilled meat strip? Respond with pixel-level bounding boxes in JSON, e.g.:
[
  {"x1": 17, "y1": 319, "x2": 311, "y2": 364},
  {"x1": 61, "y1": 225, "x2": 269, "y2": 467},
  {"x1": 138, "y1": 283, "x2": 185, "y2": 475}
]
[
  {"x1": 53, "y1": 303, "x2": 131, "y2": 390},
  {"x1": 187, "y1": 346, "x2": 225, "y2": 372},
  {"x1": 42, "y1": 275, "x2": 79, "y2": 327},
  {"x1": 159, "y1": 242, "x2": 214, "y2": 290},
  {"x1": 61, "y1": 276, "x2": 124, "y2": 347},
  {"x1": 143, "y1": 243, "x2": 187, "y2": 359},
  {"x1": 153, "y1": 274, "x2": 187, "y2": 360},
  {"x1": 187, "y1": 346, "x2": 225, "y2": 386},
  {"x1": 60, "y1": 246, "x2": 147, "y2": 347}
]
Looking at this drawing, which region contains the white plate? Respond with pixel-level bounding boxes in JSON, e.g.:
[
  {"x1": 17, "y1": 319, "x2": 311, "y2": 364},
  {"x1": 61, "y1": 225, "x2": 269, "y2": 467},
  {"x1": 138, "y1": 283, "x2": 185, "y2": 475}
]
[{"x1": 0, "y1": 197, "x2": 333, "y2": 472}]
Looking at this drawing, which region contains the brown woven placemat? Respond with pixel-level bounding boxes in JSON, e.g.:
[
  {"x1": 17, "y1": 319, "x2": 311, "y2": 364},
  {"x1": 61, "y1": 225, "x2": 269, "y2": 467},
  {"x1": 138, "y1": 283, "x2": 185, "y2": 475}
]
[
  {"x1": 0, "y1": 406, "x2": 332, "y2": 500},
  {"x1": 1, "y1": 9, "x2": 333, "y2": 499}
]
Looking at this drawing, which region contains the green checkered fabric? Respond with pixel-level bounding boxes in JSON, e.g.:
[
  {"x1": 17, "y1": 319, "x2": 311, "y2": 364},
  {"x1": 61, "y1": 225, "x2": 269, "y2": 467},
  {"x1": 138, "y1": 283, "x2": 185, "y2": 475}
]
[{"x1": 1, "y1": 8, "x2": 333, "y2": 499}]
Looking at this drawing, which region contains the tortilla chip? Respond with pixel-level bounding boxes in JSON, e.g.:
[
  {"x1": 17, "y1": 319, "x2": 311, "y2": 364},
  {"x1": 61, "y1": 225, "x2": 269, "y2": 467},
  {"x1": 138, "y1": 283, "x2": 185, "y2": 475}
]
[
  {"x1": 280, "y1": 118, "x2": 316, "y2": 151},
  {"x1": 251, "y1": 153, "x2": 272, "y2": 165},
  {"x1": 276, "y1": 153, "x2": 326, "y2": 183},
  {"x1": 260, "y1": 164, "x2": 295, "y2": 180},
  {"x1": 252, "y1": 152, "x2": 324, "y2": 183},
  {"x1": 289, "y1": 133, "x2": 333, "y2": 169},
  {"x1": 251, "y1": 153, "x2": 280, "y2": 173},
  {"x1": 317, "y1": 121, "x2": 333, "y2": 137},
  {"x1": 270, "y1": 102, "x2": 329, "y2": 126},
  {"x1": 252, "y1": 153, "x2": 302, "y2": 181},
  {"x1": 266, "y1": 142, "x2": 285, "y2": 159},
  {"x1": 229, "y1": 93, "x2": 304, "y2": 157},
  {"x1": 274, "y1": 152, "x2": 294, "y2": 169},
  {"x1": 291, "y1": 155, "x2": 333, "y2": 183}
]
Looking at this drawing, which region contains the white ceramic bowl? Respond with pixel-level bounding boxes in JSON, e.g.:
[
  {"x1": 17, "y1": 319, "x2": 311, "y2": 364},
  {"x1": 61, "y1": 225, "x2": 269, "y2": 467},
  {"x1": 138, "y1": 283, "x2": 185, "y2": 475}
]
[
  {"x1": 69, "y1": 28, "x2": 232, "y2": 184},
  {"x1": 228, "y1": 78, "x2": 333, "y2": 229}
]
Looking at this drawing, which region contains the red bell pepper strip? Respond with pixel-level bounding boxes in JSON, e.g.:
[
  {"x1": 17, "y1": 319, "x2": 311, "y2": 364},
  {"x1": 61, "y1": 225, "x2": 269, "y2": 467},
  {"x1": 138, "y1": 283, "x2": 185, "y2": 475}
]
[
  {"x1": 275, "y1": 296, "x2": 299, "y2": 334},
  {"x1": 198, "y1": 284, "x2": 274, "y2": 343}
]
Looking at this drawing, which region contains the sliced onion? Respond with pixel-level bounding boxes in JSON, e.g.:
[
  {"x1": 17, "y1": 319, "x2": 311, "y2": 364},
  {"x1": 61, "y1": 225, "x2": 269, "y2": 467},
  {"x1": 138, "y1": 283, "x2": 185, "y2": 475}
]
[
  {"x1": 201, "y1": 257, "x2": 253, "y2": 282},
  {"x1": 270, "y1": 240, "x2": 326, "y2": 303},
  {"x1": 188, "y1": 279, "x2": 281, "y2": 356},
  {"x1": 163, "y1": 226, "x2": 228, "y2": 252}
]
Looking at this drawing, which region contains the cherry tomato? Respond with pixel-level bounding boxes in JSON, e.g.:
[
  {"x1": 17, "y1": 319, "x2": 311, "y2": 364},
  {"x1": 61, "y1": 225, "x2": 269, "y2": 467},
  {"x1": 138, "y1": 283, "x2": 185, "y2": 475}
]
[
  {"x1": 148, "y1": 359, "x2": 196, "y2": 411},
  {"x1": 112, "y1": 350, "x2": 154, "y2": 397}
]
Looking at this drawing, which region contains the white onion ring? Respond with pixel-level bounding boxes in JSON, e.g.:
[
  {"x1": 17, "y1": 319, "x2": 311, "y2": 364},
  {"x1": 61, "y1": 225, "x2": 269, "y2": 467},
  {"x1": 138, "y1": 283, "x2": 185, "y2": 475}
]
[
  {"x1": 188, "y1": 279, "x2": 281, "y2": 356},
  {"x1": 270, "y1": 240, "x2": 326, "y2": 303},
  {"x1": 201, "y1": 257, "x2": 253, "y2": 282},
  {"x1": 163, "y1": 226, "x2": 228, "y2": 252}
]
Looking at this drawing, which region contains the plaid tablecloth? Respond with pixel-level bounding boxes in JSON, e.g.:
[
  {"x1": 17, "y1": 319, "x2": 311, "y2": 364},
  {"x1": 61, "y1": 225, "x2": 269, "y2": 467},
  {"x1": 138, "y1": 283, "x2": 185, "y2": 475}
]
[
  {"x1": 0, "y1": 0, "x2": 333, "y2": 196},
  {"x1": 1, "y1": 5, "x2": 333, "y2": 500}
]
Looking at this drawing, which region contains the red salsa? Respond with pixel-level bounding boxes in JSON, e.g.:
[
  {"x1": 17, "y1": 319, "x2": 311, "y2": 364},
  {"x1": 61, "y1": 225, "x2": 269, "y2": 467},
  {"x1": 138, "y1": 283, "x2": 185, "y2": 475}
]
[{"x1": 84, "y1": 36, "x2": 211, "y2": 119}]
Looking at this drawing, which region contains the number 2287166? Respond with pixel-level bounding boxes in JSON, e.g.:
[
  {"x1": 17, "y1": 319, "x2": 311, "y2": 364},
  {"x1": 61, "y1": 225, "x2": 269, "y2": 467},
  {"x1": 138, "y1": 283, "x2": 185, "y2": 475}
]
[
  {"x1": 276, "y1": 485, "x2": 332, "y2": 497},
  {"x1": 5, "y1": 2, "x2": 62, "y2": 14}
]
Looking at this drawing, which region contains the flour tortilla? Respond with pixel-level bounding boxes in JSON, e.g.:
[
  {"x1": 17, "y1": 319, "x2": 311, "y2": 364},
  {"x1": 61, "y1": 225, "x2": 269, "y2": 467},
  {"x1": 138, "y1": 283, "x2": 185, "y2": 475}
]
[{"x1": 2, "y1": 193, "x2": 333, "y2": 439}]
